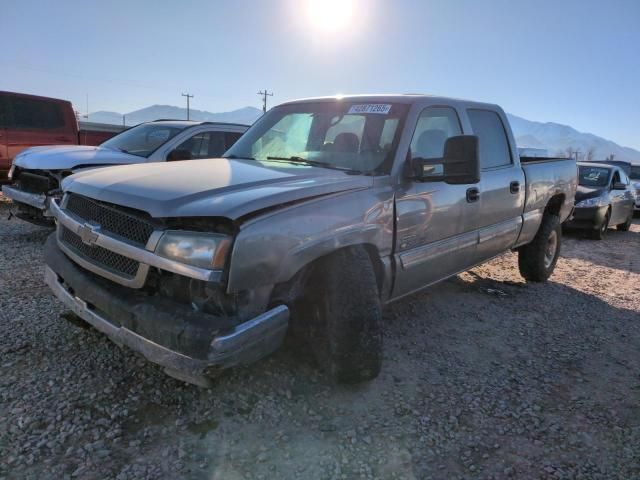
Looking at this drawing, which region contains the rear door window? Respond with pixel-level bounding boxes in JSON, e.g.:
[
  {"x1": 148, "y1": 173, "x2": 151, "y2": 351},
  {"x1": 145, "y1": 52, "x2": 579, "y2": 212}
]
[
  {"x1": 9, "y1": 97, "x2": 66, "y2": 129},
  {"x1": 467, "y1": 109, "x2": 512, "y2": 169}
]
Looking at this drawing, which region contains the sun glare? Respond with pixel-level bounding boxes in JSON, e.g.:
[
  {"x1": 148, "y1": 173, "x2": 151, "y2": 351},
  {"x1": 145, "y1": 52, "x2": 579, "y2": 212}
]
[{"x1": 306, "y1": 0, "x2": 354, "y2": 33}]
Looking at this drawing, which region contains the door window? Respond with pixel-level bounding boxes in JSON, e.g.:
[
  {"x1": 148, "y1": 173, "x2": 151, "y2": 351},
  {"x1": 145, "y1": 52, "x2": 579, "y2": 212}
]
[
  {"x1": 175, "y1": 131, "x2": 226, "y2": 159},
  {"x1": 224, "y1": 132, "x2": 243, "y2": 150},
  {"x1": 611, "y1": 170, "x2": 621, "y2": 188},
  {"x1": 9, "y1": 97, "x2": 65, "y2": 129},
  {"x1": 618, "y1": 170, "x2": 630, "y2": 185},
  {"x1": 467, "y1": 109, "x2": 512, "y2": 169},
  {"x1": 410, "y1": 107, "x2": 462, "y2": 160}
]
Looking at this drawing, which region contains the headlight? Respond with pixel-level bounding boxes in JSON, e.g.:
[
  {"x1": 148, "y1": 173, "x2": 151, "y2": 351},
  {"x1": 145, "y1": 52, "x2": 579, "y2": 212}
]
[
  {"x1": 575, "y1": 197, "x2": 608, "y2": 208},
  {"x1": 155, "y1": 231, "x2": 231, "y2": 270},
  {"x1": 7, "y1": 164, "x2": 15, "y2": 181}
]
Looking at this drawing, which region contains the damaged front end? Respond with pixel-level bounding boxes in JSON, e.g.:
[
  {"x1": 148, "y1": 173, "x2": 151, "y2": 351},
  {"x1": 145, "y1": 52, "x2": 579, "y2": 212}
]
[
  {"x1": 44, "y1": 194, "x2": 289, "y2": 387},
  {"x1": 2, "y1": 167, "x2": 66, "y2": 225}
]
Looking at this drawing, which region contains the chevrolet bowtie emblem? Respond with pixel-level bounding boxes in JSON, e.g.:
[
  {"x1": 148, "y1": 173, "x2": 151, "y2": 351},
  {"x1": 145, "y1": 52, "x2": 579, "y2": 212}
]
[{"x1": 77, "y1": 223, "x2": 99, "y2": 246}]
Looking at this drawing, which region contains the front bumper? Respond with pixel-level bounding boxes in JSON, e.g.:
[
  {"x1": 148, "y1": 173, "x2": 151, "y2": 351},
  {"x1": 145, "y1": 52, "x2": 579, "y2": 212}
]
[
  {"x1": 2, "y1": 184, "x2": 48, "y2": 212},
  {"x1": 44, "y1": 234, "x2": 289, "y2": 387},
  {"x1": 564, "y1": 205, "x2": 608, "y2": 230}
]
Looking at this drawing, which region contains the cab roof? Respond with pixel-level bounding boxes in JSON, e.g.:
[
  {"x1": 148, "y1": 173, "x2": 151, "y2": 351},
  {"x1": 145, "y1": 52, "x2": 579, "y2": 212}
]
[
  {"x1": 278, "y1": 94, "x2": 501, "y2": 111},
  {"x1": 143, "y1": 120, "x2": 249, "y2": 129}
]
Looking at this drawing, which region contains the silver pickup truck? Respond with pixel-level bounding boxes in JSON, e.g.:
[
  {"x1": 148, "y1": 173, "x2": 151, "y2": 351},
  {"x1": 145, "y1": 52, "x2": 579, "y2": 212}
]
[{"x1": 43, "y1": 95, "x2": 577, "y2": 387}]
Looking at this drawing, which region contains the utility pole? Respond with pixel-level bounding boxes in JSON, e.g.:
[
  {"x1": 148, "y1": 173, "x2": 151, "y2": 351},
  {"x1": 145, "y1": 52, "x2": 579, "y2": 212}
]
[
  {"x1": 257, "y1": 89, "x2": 273, "y2": 113},
  {"x1": 181, "y1": 92, "x2": 194, "y2": 120},
  {"x1": 573, "y1": 149, "x2": 582, "y2": 162},
  {"x1": 122, "y1": 115, "x2": 126, "y2": 127}
]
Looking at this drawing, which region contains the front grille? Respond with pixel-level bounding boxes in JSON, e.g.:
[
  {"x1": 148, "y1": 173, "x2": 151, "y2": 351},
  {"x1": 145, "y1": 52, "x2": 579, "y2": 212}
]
[
  {"x1": 65, "y1": 194, "x2": 155, "y2": 246},
  {"x1": 61, "y1": 226, "x2": 140, "y2": 278},
  {"x1": 17, "y1": 171, "x2": 56, "y2": 194}
]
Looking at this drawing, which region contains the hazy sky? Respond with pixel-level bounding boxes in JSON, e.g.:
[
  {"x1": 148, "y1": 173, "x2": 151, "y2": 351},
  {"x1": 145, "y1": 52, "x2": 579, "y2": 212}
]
[{"x1": 2, "y1": 0, "x2": 639, "y2": 149}]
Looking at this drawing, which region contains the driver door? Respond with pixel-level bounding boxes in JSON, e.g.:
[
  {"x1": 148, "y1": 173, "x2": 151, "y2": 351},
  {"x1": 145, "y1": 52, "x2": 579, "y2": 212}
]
[{"x1": 392, "y1": 106, "x2": 480, "y2": 298}]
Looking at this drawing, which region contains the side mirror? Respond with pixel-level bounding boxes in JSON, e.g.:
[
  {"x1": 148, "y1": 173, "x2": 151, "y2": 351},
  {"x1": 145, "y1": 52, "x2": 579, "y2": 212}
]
[
  {"x1": 612, "y1": 181, "x2": 627, "y2": 190},
  {"x1": 167, "y1": 149, "x2": 193, "y2": 161},
  {"x1": 410, "y1": 135, "x2": 480, "y2": 185}
]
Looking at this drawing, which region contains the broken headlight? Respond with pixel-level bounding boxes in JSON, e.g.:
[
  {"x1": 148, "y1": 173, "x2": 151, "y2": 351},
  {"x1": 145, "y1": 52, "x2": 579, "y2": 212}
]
[
  {"x1": 575, "y1": 196, "x2": 607, "y2": 208},
  {"x1": 155, "y1": 231, "x2": 231, "y2": 270}
]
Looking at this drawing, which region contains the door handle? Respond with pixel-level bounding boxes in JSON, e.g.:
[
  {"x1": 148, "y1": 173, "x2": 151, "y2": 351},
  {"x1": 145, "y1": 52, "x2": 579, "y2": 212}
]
[
  {"x1": 510, "y1": 181, "x2": 520, "y2": 194},
  {"x1": 55, "y1": 136, "x2": 70, "y2": 142},
  {"x1": 466, "y1": 187, "x2": 480, "y2": 203}
]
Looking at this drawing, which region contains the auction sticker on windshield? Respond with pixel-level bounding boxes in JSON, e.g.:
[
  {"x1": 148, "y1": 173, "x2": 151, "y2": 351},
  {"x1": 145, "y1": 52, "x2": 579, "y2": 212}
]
[{"x1": 348, "y1": 104, "x2": 392, "y2": 114}]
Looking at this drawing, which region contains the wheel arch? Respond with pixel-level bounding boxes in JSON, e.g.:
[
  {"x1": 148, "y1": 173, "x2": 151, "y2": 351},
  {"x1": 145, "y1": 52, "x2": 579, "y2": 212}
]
[
  {"x1": 544, "y1": 193, "x2": 566, "y2": 217},
  {"x1": 268, "y1": 243, "x2": 386, "y2": 308}
]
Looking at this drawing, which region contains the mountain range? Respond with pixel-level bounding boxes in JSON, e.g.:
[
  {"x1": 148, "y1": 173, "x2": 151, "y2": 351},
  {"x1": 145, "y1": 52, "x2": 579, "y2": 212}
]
[
  {"x1": 90, "y1": 105, "x2": 264, "y2": 127},
  {"x1": 507, "y1": 114, "x2": 639, "y2": 163},
  {"x1": 89, "y1": 105, "x2": 639, "y2": 163}
]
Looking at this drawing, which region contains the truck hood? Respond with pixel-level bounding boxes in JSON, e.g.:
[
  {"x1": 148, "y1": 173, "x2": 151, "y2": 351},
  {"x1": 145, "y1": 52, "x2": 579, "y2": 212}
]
[
  {"x1": 62, "y1": 159, "x2": 372, "y2": 219},
  {"x1": 575, "y1": 185, "x2": 605, "y2": 202},
  {"x1": 13, "y1": 145, "x2": 142, "y2": 171}
]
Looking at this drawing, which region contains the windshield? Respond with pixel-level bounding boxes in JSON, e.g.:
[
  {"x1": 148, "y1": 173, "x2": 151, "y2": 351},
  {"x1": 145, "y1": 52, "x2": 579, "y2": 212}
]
[
  {"x1": 578, "y1": 166, "x2": 611, "y2": 187},
  {"x1": 101, "y1": 123, "x2": 186, "y2": 157},
  {"x1": 630, "y1": 165, "x2": 640, "y2": 180},
  {"x1": 224, "y1": 101, "x2": 409, "y2": 174}
]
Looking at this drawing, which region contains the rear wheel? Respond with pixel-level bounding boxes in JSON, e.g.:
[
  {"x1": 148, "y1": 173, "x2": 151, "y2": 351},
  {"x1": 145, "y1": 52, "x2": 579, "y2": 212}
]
[
  {"x1": 590, "y1": 209, "x2": 610, "y2": 240},
  {"x1": 295, "y1": 246, "x2": 383, "y2": 383},
  {"x1": 518, "y1": 214, "x2": 561, "y2": 282},
  {"x1": 617, "y1": 211, "x2": 633, "y2": 231}
]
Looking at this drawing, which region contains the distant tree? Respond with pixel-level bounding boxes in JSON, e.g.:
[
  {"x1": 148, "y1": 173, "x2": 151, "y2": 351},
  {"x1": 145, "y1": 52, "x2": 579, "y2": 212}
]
[
  {"x1": 585, "y1": 147, "x2": 596, "y2": 162},
  {"x1": 605, "y1": 154, "x2": 616, "y2": 162}
]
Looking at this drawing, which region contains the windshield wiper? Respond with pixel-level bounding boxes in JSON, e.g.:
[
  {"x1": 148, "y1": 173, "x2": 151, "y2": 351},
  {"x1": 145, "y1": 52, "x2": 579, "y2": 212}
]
[
  {"x1": 266, "y1": 156, "x2": 361, "y2": 173},
  {"x1": 225, "y1": 154, "x2": 256, "y2": 160}
]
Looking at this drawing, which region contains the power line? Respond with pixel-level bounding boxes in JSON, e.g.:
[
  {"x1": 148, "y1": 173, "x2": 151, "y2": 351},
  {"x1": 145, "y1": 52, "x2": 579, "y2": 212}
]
[
  {"x1": 257, "y1": 89, "x2": 274, "y2": 113},
  {"x1": 181, "y1": 92, "x2": 194, "y2": 120}
]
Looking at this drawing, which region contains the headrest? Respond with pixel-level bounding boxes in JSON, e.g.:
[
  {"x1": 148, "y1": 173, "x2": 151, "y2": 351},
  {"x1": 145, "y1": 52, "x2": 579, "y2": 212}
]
[{"x1": 332, "y1": 132, "x2": 360, "y2": 153}]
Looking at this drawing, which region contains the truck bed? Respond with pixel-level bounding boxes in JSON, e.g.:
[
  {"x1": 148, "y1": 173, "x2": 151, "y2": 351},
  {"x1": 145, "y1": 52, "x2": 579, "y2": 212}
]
[
  {"x1": 520, "y1": 156, "x2": 574, "y2": 164},
  {"x1": 521, "y1": 156, "x2": 577, "y2": 219}
]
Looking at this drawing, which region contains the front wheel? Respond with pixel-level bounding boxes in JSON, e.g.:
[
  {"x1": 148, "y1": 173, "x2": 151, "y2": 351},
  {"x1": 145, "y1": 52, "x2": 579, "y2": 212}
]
[
  {"x1": 295, "y1": 246, "x2": 383, "y2": 384},
  {"x1": 590, "y1": 209, "x2": 610, "y2": 240},
  {"x1": 617, "y1": 211, "x2": 633, "y2": 231},
  {"x1": 518, "y1": 214, "x2": 561, "y2": 282}
]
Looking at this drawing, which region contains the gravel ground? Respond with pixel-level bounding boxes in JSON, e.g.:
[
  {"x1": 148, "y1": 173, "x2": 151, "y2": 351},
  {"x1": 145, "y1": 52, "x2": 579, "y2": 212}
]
[{"x1": 1, "y1": 196, "x2": 639, "y2": 480}]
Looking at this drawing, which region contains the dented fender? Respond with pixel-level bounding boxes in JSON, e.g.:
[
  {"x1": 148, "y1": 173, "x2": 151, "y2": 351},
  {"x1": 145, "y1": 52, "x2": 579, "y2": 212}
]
[{"x1": 227, "y1": 182, "x2": 396, "y2": 294}]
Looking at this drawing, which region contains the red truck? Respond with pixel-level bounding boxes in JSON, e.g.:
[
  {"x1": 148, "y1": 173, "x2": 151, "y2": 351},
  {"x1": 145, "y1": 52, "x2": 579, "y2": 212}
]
[{"x1": 0, "y1": 91, "x2": 125, "y2": 180}]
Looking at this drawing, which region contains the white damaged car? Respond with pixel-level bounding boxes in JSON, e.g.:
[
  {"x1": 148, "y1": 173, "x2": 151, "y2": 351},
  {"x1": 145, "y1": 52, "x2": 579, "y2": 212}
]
[{"x1": 2, "y1": 120, "x2": 248, "y2": 225}]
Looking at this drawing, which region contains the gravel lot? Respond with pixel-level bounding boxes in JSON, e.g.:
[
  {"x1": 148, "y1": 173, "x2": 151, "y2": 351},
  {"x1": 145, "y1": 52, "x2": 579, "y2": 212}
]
[{"x1": 1, "y1": 196, "x2": 639, "y2": 480}]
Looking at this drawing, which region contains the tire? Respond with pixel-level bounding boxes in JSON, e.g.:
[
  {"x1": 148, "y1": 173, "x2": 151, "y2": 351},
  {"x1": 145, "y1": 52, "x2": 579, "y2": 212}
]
[
  {"x1": 590, "y1": 209, "x2": 610, "y2": 240},
  {"x1": 617, "y1": 211, "x2": 633, "y2": 231},
  {"x1": 295, "y1": 246, "x2": 383, "y2": 384},
  {"x1": 518, "y1": 213, "x2": 561, "y2": 282}
]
